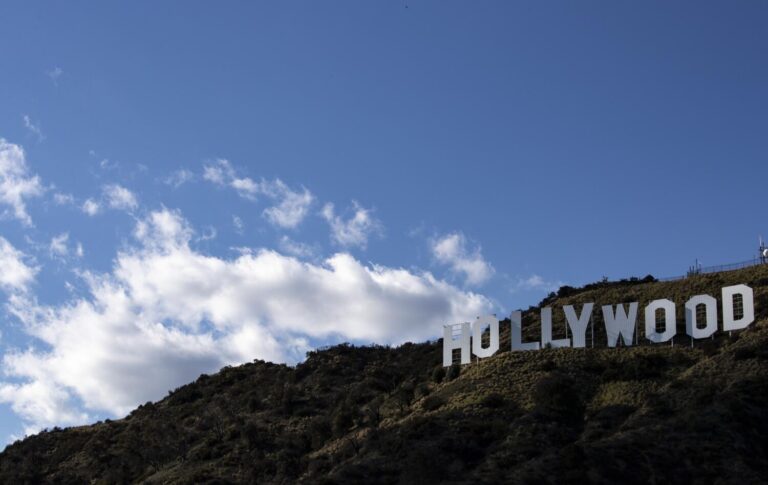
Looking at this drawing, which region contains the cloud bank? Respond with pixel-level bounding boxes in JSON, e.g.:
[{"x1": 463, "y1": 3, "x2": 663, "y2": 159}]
[{"x1": 0, "y1": 209, "x2": 491, "y2": 434}]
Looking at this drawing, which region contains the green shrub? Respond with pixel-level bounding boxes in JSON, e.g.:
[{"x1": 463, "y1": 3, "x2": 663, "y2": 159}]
[
  {"x1": 446, "y1": 364, "x2": 461, "y2": 381},
  {"x1": 480, "y1": 392, "x2": 505, "y2": 408},
  {"x1": 532, "y1": 373, "x2": 584, "y2": 420},
  {"x1": 422, "y1": 394, "x2": 447, "y2": 411},
  {"x1": 431, "y1": 366, "x2": 446, "y2": 383},
  {"x1": 332, "y1": 405, "x2": 355, "y2": 437}
]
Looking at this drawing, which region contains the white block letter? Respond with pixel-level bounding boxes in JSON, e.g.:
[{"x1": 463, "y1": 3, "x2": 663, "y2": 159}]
[
  {"x1": 541, "y1": 307, "x2": 570, "y2": 348},
  {"x1": 443, "y1": 322, "x2": 470, "y2": 367},
  {"x1": 472, "y1": 315, "x2": 500, "y2": 358},
  {"x1": 644, "y1": 299, "x2": 676, "y2": 343},
  {"x1": 564, "y1": 303, "x2": 593, "y2": 348},
  {"x1": 685, "y1": 294, "x2": 718, "y2": 339},
  {"x1": 511, "y1": 310, "x2": 540, "y2": 351},
  {"x1": 722, "y1": 284, "x2": 754, "y2": 331},
  {"x1": 602, "y1": 303, "x2": 638, "y2": 347}
]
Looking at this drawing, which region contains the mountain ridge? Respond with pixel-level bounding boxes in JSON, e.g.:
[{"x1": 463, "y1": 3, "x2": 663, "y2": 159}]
[{"x1": 1, "y1": 265, "x2": 767, "y2": 484}]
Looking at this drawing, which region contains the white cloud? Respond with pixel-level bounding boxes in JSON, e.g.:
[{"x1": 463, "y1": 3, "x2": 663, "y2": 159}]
[
  {"x1": 199, "y1": 226, "x2": 217, "y2": 242},
  {"x1": 202, "y1": 159, "x2": 232, "y2": 186},
  {"x1": 53, "y1": 193, "x2": 75, "y2": 205},
  {"x1": 22, "y1": 116, "x2": 45, "y2": 142},
  {"x1": 0, "y1": 208, "x2": 491, "y2": 432},
  {"x1": 321, "y1": 201, "x2": 381, "y2": 249},
  {"x1": 261, "y1": 180, "x2": 313, "y2": 229},
  {"x1": 163, "y1": 169, "x2": 195, "y2": 188},
  {"x1": 0, "y1": 237, "x2": 38, "y2": 294},
  {"x1": 46, "y1": 67, "x2": 63, "y2": 86},
  {"x1": 0, "y1": 139, "x2": 45, "y2": 226},
  {"x1": 229, "y1": 246, "x2": 255, "y2": 256},
  {"x1": 132, "y1": 208, "x2": 193, "y2": 250},
  {"x1": 75, "y1": 242, "x2": 84, "y2": 258},
  {"x1": 230, "y1": 177, "x2": 260, "y2": 200},
  {"x1": 511, "y1": 274, "x2": 563, "y2": 293},
  {"x1": 103, "y1": 184, "x2": 138, "y2": 212},
  {"x1": 202, "y1": 161, "x2": 313, "y2": 227},
  {"x1": 99, "y1": 159, "x2": 118, "y2": 171},
  {"x1": 79, "y1": 185, "x2": 138, "y2": 216},
  {"x1": 203, "y1": 159, "x2": 258, "y2": 200},
  {"x1": 232, "y1": 215, "x2": 244, "y2": 234},
  {"x1": 49, "y1": 233, "x2": 69, "y2": 258},
  {"x1": 431, "y1": 232, "x2": 495, "y2": 286},
  {"x1": 278, "y1": 235, "x2": 315, "y2": 259},
  {"x1": 0, "y1": 380, "x2": 89, "y2": 437},
  {"x1": 81, "y1": 198, "x2": 100, "y2": 216}
]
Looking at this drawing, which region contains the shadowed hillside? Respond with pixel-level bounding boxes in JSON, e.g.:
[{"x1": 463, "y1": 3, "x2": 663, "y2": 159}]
[{"x1": 2, "y1": 265, "x2": 768, "y2": 484}]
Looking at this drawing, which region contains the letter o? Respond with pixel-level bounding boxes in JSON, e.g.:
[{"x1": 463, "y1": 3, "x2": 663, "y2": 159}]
[
  {"x1": 645, "y1": 299, "x2": 676, "y2": 343},
  {"x1": 685, "y1": 294, "x2": 718, "y2": 339}
]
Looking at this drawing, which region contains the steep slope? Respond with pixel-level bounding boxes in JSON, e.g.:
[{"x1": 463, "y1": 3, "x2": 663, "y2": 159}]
[{"x1": 1, "y1": 266, "x2": 768, "y2": 484}]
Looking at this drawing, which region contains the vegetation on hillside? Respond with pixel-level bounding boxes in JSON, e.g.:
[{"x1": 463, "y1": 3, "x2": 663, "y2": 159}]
[{"x1": 1, "y1": 265, "x2": 767, "y2": 483}]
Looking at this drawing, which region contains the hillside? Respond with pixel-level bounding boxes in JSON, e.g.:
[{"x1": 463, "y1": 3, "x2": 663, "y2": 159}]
[{"x1": 2, "y1": 265, "x2": 768, "y2": 484}]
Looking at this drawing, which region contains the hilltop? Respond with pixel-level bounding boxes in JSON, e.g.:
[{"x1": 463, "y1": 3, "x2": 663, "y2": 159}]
[{"x1": 1, "y1": 265, "x2": 767, "y2": 484}]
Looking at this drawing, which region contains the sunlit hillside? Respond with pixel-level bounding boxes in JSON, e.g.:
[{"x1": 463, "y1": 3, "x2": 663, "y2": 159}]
[{"x1": 2, "y1": 265, "x2": 767, "y2": 484}]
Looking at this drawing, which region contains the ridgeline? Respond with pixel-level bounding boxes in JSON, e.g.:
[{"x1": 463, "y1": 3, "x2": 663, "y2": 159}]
[{"x1": 2, "y1": 266, "x2": 768, "y2": 484}]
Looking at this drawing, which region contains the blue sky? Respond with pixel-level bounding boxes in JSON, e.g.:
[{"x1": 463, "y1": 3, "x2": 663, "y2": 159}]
[{"x1": 0, "y1": 1, "x2": 766, "y2": 443}]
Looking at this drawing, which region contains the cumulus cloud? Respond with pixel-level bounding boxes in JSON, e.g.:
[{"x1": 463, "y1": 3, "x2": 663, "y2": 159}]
[
  {"x1": 202, "y1": 159, "x2": 232, "y2": 186},
  {"x1": 103, "y1": 184, "x2": 138, "y2": 211},
  {"x1": 80, "y1": 184, "x2": 138, "y2": 216},
  {"x1": 260, "y1": 180, "x2": 313, "y2": 229},
  {"x1": 132, "y1": 208, "x2": 193, "y2": 250},
  {"x1": 81, "y1": 198, "x2": 100, "y2": 216},
  {"x1": 230, "y1": 177, "x2": 259, "y2": 200},
  {"x1": 0, "y1": 237, "x2": 38, "y2": 294},
  {"x1": 321, "y1": 201, "x2": 381, "y2": 249},
  {"x1": 0, "y1": 139, "x2": 45, "y2": 226},
  {"x1": 0, "y1": 380, "x2": 89, "y2": 437},
  {"x1": 0, "y1": 208, "x2": 491, "y2": 433},
  {"x1": 431, "y1": 232, "x2": 495, "y2": 286}
]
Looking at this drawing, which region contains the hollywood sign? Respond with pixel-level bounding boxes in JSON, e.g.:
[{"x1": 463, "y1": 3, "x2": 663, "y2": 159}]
[{"x1": 443, "y1": 284, "x2": 755, "y2": 367}]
